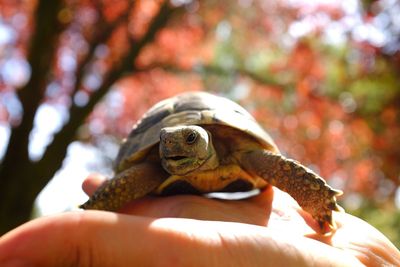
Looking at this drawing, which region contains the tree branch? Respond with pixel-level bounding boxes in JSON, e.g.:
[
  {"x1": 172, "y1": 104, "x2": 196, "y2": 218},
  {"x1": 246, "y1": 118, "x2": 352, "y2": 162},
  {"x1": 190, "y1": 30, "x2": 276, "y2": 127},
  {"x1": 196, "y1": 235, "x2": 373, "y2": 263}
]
[
  {"x1": 72, "y1": 1, "x2": 135, "y2": 96},
  {"x1": 137, "y1": 63, "x2": 292, "y2": 90},
  {"x1": 34, "y1": 1, "x2": 178, "y2": 193}
]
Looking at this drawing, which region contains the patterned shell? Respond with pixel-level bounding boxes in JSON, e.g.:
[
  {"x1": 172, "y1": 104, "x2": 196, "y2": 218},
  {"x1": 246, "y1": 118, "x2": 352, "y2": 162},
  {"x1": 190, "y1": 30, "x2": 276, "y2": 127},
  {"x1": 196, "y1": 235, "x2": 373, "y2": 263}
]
[{"x1": 115, "y1": 92, "x2": 279, "y2": 172}]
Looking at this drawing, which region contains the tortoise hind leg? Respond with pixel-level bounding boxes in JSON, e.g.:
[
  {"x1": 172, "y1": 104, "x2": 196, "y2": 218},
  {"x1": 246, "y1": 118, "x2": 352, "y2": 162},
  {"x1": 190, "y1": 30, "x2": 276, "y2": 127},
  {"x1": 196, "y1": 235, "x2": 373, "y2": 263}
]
[
  {"x1": 80, "y1": 162, "x2": 168, "y2": 211},
  {"x1": 240, "y1": 150, "x2": 343, "y2": 233}
]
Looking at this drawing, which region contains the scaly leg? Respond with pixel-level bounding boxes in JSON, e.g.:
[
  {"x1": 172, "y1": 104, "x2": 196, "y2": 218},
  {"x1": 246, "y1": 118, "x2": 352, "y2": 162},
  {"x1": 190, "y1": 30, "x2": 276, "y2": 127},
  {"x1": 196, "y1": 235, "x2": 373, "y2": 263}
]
[
  {"x1": 80, "y1": 162, "x2": 168, "y2": 211},
  {"x1": 240, "y1": 150, "x2": 343, "y2": 233}
]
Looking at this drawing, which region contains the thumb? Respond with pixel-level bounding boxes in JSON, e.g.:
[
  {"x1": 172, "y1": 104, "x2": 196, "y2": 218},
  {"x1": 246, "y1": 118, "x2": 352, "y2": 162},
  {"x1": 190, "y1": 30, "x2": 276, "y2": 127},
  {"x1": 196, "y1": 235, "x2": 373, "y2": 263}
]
[
  {"x1": 82, "y1": 174, "x2": 106, "y2": 196},
  {"x1": 0, "y1": 211, "x2": 166, "y2": 267}
]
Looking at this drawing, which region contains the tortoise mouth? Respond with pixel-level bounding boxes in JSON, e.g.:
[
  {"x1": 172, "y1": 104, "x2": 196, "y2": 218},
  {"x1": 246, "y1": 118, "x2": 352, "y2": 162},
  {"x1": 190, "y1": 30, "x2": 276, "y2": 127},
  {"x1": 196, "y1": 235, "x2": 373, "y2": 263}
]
[
  {"x1": 166, "y1": 155, "x2": 188, "y2": 161},
  {"x1": 161, "y1": 155, "x2": 200, "y2": 175}
]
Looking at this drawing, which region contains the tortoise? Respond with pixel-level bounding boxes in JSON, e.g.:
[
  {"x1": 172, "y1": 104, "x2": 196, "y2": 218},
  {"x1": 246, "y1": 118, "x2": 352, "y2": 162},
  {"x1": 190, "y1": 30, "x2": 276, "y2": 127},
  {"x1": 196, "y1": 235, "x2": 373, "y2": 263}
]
[{"x1": 80, "y1": 91, "x2": 343, "y2": 232}]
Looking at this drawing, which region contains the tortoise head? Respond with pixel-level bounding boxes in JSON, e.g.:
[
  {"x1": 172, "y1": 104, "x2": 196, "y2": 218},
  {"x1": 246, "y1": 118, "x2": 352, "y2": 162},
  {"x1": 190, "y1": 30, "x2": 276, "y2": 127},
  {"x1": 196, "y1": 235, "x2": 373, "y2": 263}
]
[{"x1": 159, "y1": 125, "x2": 218, "y2": 175}]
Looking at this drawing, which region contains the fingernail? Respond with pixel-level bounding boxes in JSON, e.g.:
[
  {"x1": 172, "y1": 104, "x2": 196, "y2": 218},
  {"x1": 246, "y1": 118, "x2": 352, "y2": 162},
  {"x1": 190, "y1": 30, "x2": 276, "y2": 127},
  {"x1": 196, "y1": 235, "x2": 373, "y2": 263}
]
[{"x1": 1, "y1": 259, "x2": 34, "y2": 267}]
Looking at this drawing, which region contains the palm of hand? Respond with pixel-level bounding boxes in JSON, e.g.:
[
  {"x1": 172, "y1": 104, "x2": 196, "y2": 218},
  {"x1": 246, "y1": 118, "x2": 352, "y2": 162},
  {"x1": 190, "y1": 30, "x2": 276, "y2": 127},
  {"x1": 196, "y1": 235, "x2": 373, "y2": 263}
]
[{"x1": 0, "y1": 175, "x2": 399, "y2": 267}]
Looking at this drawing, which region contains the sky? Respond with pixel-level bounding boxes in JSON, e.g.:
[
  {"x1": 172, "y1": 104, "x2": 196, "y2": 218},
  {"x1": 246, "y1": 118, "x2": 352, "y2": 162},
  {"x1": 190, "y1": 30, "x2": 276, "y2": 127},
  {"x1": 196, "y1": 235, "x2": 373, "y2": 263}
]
[{"x1": 36, "y1": 142, "x2": 97, "y2": 214}]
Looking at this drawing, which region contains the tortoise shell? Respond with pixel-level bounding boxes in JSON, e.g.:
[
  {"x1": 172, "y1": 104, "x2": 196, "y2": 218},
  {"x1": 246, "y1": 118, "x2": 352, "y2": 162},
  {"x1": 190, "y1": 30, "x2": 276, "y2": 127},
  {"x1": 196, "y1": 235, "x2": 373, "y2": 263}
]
[{"x1": 115, "y1": 92, "x2": 278, "y2": 172}]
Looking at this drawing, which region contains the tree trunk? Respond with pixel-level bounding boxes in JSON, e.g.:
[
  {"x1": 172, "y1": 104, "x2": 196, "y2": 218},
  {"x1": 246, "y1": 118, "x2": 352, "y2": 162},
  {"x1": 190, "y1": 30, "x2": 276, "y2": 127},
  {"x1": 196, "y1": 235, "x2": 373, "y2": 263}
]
[{"x1": 0, "y1": 0, "x2": 64, "y2": 235}]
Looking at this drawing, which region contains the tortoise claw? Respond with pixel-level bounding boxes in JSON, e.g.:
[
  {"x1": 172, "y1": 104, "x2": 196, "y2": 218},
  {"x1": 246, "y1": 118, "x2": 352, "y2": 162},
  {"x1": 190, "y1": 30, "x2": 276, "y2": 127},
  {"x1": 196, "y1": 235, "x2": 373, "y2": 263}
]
[{"x1": 329, "y1": 188, "x2": 343, "y2": 196}]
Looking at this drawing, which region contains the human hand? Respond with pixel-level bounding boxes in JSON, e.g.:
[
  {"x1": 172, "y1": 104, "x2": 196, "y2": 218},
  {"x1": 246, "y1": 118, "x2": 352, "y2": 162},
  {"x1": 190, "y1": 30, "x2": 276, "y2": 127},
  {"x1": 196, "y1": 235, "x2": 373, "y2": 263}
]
[{"x1": 0, "y1": 174, "x2": 399, "y2": 267}]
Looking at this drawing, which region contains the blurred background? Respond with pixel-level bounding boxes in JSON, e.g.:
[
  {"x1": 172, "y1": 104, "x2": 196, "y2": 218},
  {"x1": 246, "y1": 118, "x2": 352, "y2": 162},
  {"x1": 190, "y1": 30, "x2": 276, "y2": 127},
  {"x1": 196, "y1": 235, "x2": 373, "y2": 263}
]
[{"x1": 0, "y1": 0, "x2": 399, "y2": 247}]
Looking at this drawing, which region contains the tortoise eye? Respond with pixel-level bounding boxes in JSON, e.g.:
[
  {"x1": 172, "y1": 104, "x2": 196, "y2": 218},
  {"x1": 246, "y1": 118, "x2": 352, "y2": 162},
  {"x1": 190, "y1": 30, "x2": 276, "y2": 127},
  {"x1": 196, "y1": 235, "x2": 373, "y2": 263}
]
[{"x1": 186, "y1": 132, "x2": 197, "y2": 144}]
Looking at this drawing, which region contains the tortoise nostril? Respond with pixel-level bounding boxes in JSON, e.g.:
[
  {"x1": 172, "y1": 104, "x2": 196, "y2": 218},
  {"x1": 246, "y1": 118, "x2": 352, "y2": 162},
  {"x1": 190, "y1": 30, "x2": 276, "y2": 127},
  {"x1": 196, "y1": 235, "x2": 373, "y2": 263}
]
[
  {"x1": 160, "y1": 136, "x2": 170, "y2": 145},
  {"x1": 161, "y1": 139, "x2": 168, "y2": 145}
]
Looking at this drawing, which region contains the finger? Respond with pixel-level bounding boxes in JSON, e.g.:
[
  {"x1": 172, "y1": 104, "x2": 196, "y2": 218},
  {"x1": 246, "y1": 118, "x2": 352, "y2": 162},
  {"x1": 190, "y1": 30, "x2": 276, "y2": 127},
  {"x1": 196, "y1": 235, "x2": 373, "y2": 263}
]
[
  {"x1": 262, "y1": 188, "x2": 318, "y2": 235},
  {"x1": 119, "y1": 194, "x2": 272, "y2": 226},
  {"x1": 82, "y1": 174, "x2": 106, "y2": 196},
  {"x1": 270, "y1": 187, "x2": 340, "y2": 235},
  {"x1": 298, "y1": 208, "x2": 328, "y2": 235},
  {"x1": 247, "y1": 185, "x2": 274, "y2": 209}
]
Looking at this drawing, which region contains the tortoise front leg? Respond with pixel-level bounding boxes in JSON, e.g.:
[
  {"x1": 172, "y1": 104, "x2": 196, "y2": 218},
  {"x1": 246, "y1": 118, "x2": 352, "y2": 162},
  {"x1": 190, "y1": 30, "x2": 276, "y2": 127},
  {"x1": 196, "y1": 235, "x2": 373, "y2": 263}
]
[
  {"x1": 80, "y1": 162, "x2": 168, "y2": 211},
  {"x1": 240, "y1": 150, "x2": 343, "y2": 233}
]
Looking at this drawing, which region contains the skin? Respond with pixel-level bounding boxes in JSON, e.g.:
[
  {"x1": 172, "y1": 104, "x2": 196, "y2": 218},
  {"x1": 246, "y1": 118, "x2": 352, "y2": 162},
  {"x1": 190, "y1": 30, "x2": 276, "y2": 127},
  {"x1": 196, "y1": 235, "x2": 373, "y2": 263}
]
[{"x1": 0, "y1": 174, "x2": 399, "y2": 267}]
